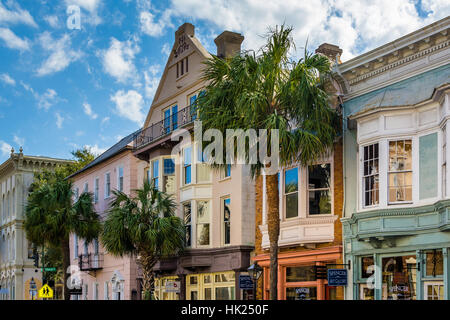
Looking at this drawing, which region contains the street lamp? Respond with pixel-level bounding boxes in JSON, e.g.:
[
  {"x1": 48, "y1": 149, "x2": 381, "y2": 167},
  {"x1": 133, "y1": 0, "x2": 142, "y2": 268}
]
[
  {"x1": 29, "y1": 277, "x2": 37, "y2": 300},
  {"x1": 247, "y1": 262, "x2": 263, "y2": 301}
]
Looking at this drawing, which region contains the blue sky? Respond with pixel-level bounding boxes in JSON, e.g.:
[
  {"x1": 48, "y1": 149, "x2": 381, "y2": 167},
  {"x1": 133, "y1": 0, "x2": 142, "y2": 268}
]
[{"x1": 0, "y1": 0, "x2": 447, "y2": 163}]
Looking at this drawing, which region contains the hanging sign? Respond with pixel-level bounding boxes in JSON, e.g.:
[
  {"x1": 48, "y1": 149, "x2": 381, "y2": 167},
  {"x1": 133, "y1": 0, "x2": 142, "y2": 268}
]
[{"x1": 327, "y1": 269, "x2": 348, "y2": 286}]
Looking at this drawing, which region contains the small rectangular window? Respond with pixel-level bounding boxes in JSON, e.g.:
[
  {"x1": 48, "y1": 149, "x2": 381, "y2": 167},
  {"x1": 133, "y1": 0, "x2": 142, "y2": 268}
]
[
  {"x1": 118, "y1": 166, "x2": 124, "y2": 192},
  {"x1": 196, "y1": 201, "x2": 210, "y2": 246},
  {"x1": 223, "y1": 198, "x2": 231, "y2": 245},
  {"x1": 180, "y1": 60, "x2": 184, "y2": 76},
  {"x1": 388, "y1": 140, "x2": 412, "y2": 203},
  {"x1": 184, "y1": 147, "x2": 192, "y2": 184},
  {"x1": 363, "y1": 144, "x2": 379, "y2": 207},
  {"x1": 105, "y1": 173, "x2": 111, "y2": 198},
  {"x1": 152, "y1": 160, "x2": 159, "y2": 189}
]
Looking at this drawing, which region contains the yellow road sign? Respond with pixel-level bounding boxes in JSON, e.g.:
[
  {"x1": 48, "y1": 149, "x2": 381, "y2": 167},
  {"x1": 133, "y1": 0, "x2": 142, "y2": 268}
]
[{"x1": 38, "y1": 284, "x2": 53, "y2": 299}]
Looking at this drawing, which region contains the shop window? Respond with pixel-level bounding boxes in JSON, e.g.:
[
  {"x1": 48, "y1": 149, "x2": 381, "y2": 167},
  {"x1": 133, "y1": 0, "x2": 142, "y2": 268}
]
[
  {"x1": 359, "y1": 284, "x2": 374, "y2": 300},
  {"x1": 183, "y1": 202, "x2": 192, "y2": 247},
  {"x1": 363, "y1": 143, "x2": 379, "y2": 207},
  {"x1": 425, "y1": 282, "x2": 444, "y2": 300},
  {"x1": 308, "y1": 164, "x2": 332, "y2": 214},
  {"x1": 286, "y1": 287, "x2": 317, "y2": 300},
  {"x1": 285, "y1": 266, "x2": 315, "y2": 282},
  {"x1": 425, "y1": 250, "x2": 443, "y2": 277},
  {"x1": 215, "y1": 287, "x2": 234, "y2": 300},
  {"x1": 361, "y1": 256, "x2": 375, "y2": 278},
  {"x1": 163, "y1": 158, "x2": 175, "y2": 193},
  {"x1": 388, "y1": 140, "x2": 412, "y2": 203},
  {"x1": 196, "y1": 201, "x2": 210, "y2": 246},
  {"x1": 204, "y1": 288, "x2": 212, "y2": 300},
  {"x1": 381, "y1": 255, "x2": 416, "y2": 300},
  {"x1": 284, "y1": 167, "x2": 298, "y2": 218}
]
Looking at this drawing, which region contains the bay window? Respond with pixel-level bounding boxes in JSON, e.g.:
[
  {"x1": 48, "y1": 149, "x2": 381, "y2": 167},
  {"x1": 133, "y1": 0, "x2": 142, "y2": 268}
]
[
  {"x1": 308, "y1": 164, "x2": 332, "y2": 215},
  {"x1": 284, "y1": 167, "x2": 298, "y2": 218},
  {"x1": 196, "y1": 200, "x2": 210, "y2": 246},
  {"x1": 388, "y1": 140, "x2": 412, "y2": 203},
  {"x1": 363, "y1": 143, "x2": 379, "y2": 207}
]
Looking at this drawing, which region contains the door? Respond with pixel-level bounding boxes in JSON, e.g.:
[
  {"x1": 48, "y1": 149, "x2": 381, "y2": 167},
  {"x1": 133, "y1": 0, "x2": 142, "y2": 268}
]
[{"x1": 424, "y1": 282, "x2": 444, "y2": 300}]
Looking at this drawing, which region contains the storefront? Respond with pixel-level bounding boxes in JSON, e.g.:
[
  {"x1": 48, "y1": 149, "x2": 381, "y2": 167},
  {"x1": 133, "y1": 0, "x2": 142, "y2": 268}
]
[{"x1": 254, "y1": 246, "x2": 344, "y2": 300}]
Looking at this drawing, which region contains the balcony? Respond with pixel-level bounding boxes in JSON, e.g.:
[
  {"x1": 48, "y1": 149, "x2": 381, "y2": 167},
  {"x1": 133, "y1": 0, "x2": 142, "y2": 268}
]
[
  {"x1": 78, "y1": 253, "x2": 104, "y2": 271},
  {"x1": 133, "y1": 105, "x2": 197, "y2": 150}
]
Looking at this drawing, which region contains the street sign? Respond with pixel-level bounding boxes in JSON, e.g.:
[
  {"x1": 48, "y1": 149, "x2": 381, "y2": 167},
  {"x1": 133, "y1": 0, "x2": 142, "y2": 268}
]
[
  {"x1": 239, "y1": 275, "x2": 254, "y2": 290},
  {"x1": 327, "y1": 269, "x2": 348, "y2": 286},
  {"x1": 165, "y1": 281, "x2": 181, "y2": 293},
  {"x1": 38, "y1": 284, "x2": 54, "y2": 299},
  {"x1": 41, "y1": 267, "x2": 56, "y2": 272}
]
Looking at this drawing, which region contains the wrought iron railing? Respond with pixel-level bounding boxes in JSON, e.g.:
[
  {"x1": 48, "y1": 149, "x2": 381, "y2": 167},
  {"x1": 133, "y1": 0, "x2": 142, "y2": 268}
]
[
  {"x1": 78, "y1": 253, "x2": 104, "y2": 271},
  {"x1": 134, "y1": 105, "x2": 197, "y2": 150}
]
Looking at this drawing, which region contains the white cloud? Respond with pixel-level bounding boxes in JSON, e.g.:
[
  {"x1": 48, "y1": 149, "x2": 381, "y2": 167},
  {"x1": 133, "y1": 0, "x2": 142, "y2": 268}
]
[
  {"x1": 44, "y1": 15, "x2": 60, "y2": 28},
  {"x1": 0, "y1": 141, "x2": 12, "y2": 156},
  {"x1": 144, "y1": 64, "x2": 161, "y2": 99},
  {"x1": 0, "y1": 73, "x2": 15, "y2": 86},
  {"x1": 0, "y1": 27, "x2": 29, "y2": 51},
  {"x1": 168, "y1": 0, "x2": 448, "y2": 61},
  {"x1": 110, "y1": 90, "x2": 145, "y2": 125},
  {"x1": 37, "y1": 32, "x2": 83, "y2": 76},
  {"x1": 101, "y1": 37, "x2": 140, "y2": 83},
  {"x1": 55, "y1": 112, "x2": 64, "y2": 129},
  {"x1": 138, "y1": 0, "x2": 173, "y2": 37},
  {"x1": 36, "y1": 89, "x2": 60, "y2": 110},
  {"x1": 161, "y1": 42, "x2": 171, "y2": 56},
  {"x1": 65, "y1": 0, "x2": 102, "y2": 25},
  {"x1": 101, "y1": 116, "x2": 110, "y2": 125},
  {"x1": 0, "y1": 2, "x2": 37, "y2": 27},
  {"x1": 13, "y1": 135, "x2": 24, "y2": 146},
  {"x1": 83, "y1": 102, "x2": 98, "y2": 119},
  {"x1": 84, "y1": 144, "x2": 106, "y2": 156}
]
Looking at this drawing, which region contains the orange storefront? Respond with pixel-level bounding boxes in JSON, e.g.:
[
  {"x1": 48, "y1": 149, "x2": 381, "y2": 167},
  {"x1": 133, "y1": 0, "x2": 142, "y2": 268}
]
[{"x1": 254, "y1": 246, "x2": 343, "y2": 300}]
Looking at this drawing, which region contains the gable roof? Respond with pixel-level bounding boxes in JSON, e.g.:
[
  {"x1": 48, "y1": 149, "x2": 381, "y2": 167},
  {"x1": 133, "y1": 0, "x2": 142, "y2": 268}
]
[
  {"x1": 67, "y1": 130, "x2": 139, "y2": 179},
  {"x1": 142, "y1": 26, "x2": 212, "y2": 129}
]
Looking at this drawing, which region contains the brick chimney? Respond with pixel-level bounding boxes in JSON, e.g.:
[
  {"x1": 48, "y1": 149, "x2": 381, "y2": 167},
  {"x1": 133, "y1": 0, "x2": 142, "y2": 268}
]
[
  {"x1": 214, "y1": 31, "x2": 244, "y2": 58},
  {"x1": 315, "y1": 43, "x2": 343, "y2": 64}
]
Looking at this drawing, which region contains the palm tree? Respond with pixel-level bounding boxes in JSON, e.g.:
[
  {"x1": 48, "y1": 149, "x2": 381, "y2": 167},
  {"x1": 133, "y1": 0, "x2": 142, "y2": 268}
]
[
  {"x1": 25, "y1": 173, "x2": 101, "y2": 300},
  {"x1": 197, "y1": 25, "x2": 340, "y2": 299},
  {"x1": 101, "y1": 181, "x2": 185, "y2": 300}
]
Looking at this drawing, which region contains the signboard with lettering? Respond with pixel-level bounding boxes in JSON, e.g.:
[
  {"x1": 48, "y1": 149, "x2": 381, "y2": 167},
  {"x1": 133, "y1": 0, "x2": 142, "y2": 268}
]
[
  {"x1": 165, "y1": 281, "x2": 181, "y2": 293},
  {"x1": 239, "y1": 275, "x2": 254, "y2": 290},
  {"x1": 327, "y1": 269, "x2": 348, "y2": 286}
]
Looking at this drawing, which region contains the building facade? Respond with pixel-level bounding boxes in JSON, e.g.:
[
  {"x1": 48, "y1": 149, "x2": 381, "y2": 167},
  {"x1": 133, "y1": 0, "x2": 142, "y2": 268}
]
[
  {"x1": 252, "y1": 44, "x2": 345, "y2": 301},
  {"x1": 68, "y1": 133, "x2": 145, "y2": 300},
  {"x1": 0, "y1": 148, "x2": 70, "y2": 300},
  {"x1": 339, "y1": 16, "x2": 450, "y2": 300},
  {"x1": 133, "y1": 23, "x2": 255, "y2": 300}
]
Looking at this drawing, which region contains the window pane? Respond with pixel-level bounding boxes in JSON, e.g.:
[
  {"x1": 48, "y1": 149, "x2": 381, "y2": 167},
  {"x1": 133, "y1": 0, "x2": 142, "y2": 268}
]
[
  {"x1": 389, "y1": 140, "x2": 412, "y2": 171},
  {"x1": 381, "y1": 255, "x2": 417, "y2": 300},
  {"x1": 197, "y1": 164, "x2": 211, "y2": 182},
  {"x1": 185, "y1": 165, "x2": 191, "y2": 184},
  {"x1": 308, "y1": 164, "x2": 330, "y2": 189},
  {"x1": 285, "y1": 193, "x2": 298, "y2": 218},
  {"x1": 389, "y1": 172, "x2": 412, "y2": 202},
  {"x1": 163, "y1": 175, "x2": 175, "y2": 193},
  {"x1": 164, "y1": 159, "x2": 175, "y2": 174},
  {"x1": 184, "y1": 147, "x2": 191, "y2": 165},
  {"x1": 225, "y1": 164, "x2": 231, "y2": 177},
  {"x1": 215, "y1": 287, "x2": 234, "y2": 300},
  {"x1": 309, "y1": 189, "x2": 331, "y2": 215},
  {"x1": 204, "y1": 288, "x2": 212, "y2": 300},
  {"x1": 361, "y1": 256, "x2": 374, "y2": 278},
  {"x1": 196, "y1": 224, "x2": 210, "y2": 246},
  {"x1": 286, "y1": 266, "x2": 316, "y2": 282},
  {"x1": 183, "y1": 203, "x2": 191, "y2": 247},
  {"x1": 285, "y1": 168, "x2": 298, "y2": 193},
  {"x1": 197, "y1": 201, "x2": 210, "y2": 246},
  {"x1": 224, "y1": 198, "x2": 231, "y2": 244},
  {"x1": 286, "y1": 287, "x2": 317, "y2": 300}
]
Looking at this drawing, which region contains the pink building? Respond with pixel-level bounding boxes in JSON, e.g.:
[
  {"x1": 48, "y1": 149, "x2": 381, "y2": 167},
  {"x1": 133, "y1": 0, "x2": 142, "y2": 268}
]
[{"x1": 68, "y1": 132, "x2": 145, "y2": 300}]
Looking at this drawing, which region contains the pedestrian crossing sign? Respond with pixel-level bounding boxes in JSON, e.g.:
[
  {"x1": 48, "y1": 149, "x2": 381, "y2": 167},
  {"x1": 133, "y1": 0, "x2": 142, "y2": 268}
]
[{"x1": 38, "y1": 284, "x2": 53, "y2": 299}]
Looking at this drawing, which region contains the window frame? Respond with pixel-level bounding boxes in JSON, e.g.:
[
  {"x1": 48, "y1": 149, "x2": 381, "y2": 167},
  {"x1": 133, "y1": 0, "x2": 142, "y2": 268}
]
[
  {"x1": 361, "y1": 143, "x2": 380, "y2": 208},
  {"x1": 283, "y1": 166, "x2": 299, "y2": 220},
  {"x1": 195, "y1": 199, "x2": 211, "y2": 247},
  {"x1": 94, "y1": 177, "x2": 99, "y2": 203},
  {"x1": 183, "y1": 201, "x2": 192, "y2": 248},
  {"x1": 104, "y1": 172, "x2": 111, "y2": 199},
  {"x1": 117, "y1": 165, "x2": 124, "y2": 192},
  {"x1": 222, "y1": 196, "x2": 231, "y2": 246},
  {"x1": 183, "y1": 146, "x2": 192, "y2": 185}
]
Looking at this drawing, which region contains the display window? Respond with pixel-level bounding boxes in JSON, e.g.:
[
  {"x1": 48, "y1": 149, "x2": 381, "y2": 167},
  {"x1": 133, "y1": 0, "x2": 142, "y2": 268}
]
[{"x1": 186, "y1": 271, "x2": 235, "y2": 300}]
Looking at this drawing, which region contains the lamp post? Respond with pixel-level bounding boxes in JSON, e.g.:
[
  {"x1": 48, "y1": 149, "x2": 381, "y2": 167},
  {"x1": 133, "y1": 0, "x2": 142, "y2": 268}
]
[{"x1": 247, "y1": 262, "x2": 263, "y2": 301}]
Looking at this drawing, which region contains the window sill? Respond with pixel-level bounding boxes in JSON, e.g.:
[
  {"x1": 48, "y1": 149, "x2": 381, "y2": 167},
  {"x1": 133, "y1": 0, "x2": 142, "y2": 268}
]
[{"x1": 219, "y1": 176, "x2": 231, "y2": 182}]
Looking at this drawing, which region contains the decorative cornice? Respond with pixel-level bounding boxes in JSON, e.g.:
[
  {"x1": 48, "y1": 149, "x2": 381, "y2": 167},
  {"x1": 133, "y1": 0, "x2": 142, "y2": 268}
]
[{"x1": 348, "y1": 39, "x2": 449, "y2": 86}]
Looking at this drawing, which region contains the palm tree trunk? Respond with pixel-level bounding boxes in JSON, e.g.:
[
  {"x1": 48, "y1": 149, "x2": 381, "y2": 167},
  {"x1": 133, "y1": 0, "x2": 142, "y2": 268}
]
[
  {"x1": 61, "y1": 237, "x2": 71, "y2": 301},
  {"x1": 139, "y1": 252, "x2": 157, "y2": 300},
  {"x1": 266, "y1": 172, "x2": 280, "y2": 300}
]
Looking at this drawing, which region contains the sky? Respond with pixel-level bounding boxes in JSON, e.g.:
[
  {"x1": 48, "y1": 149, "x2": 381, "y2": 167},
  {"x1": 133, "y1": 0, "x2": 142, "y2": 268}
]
[{"x1": 0, "y1": 0, "x2": 448, "y2": 163}]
